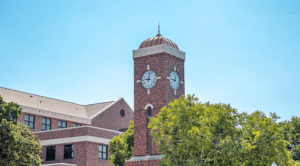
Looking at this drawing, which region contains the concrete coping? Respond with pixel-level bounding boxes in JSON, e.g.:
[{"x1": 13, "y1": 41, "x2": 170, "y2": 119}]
[
  {"x1": 41, "y1": 163, "x2": 76, "y2": 166},
  {"x1": 32, "y1": 125, "x2": 125, "y2": 134},
  {"x1": 126, "y1": 154, "x2": 164, "y2": 161},
  {"x1": 133, "y1": 44, "x2": 185, "y2": 60}
]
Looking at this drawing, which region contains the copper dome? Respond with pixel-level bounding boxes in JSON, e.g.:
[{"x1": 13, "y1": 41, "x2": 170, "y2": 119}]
[{"x1": 138, "y1": 34, "x2": 179, "y2": 50}]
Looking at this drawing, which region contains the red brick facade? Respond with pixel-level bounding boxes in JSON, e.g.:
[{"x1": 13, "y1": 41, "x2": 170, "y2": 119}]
[
  {"x1": 40, "y1": 142, "x2": 113, "y2": 166},
  {"x1": 91, "y1": 98, "x2": 134, "y2": 131},
  {"x1": 126, "y1": 47, "x2": 185, "y2": 166},
  {"x1": 125, "y1": 159, "x2": 161, "y2": 166},
  {"x1": 133, "y1": 53, "x2": 185, "y2": 157},
  {"x1": 18, "y1": 112, "x2": 85, "y2": 132},
  {"x1": 13, "y1": 98, "x2": 133, "y2": 166}
]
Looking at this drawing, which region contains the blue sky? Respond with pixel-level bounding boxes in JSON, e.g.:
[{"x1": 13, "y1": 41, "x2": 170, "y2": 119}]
[{"x1": 0, "y1": 0, "x2": 299, "y2": 121}]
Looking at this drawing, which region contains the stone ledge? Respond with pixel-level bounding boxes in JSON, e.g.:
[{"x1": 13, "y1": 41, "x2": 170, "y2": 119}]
[
  {"x1": 133, "y1": 44, "x2": 185, "y2": 60},
  {"x1": 126, "y1": 154, "x2": 164, "y2": 162},
  {"x1": 41, "y1": 163, "x2": 76, "y2": 166}
]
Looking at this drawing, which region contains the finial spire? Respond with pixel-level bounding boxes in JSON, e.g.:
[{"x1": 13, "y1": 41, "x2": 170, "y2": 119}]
[{"x1": 158, "y1": 22, "x2": 160, "y2": 34}]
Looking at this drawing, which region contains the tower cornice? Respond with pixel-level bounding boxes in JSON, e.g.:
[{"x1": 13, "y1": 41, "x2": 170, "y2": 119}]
[{"x1": 133, "y1": 44, "x2": 185, "y2": 60}]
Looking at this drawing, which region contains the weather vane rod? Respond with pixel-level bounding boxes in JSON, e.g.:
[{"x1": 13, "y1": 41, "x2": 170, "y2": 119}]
[{"x1": 158, "y1": 22, "x2": 160, "y2": 34}]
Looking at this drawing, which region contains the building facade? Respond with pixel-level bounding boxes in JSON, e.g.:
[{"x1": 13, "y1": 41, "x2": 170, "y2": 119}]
[
  {"x1": 0, "y1": 29, "x2": 184, "y2": 166},
  {"x1": 0, "y1": 87, "x2": 134, "y2": 166},
  {"x1": 125, "y1": 31, "x2": 185, "y2": 166}
]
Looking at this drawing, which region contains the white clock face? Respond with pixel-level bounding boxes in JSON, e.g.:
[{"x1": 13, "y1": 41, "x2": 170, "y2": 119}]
[
  {"x1": 169, "y1": 71, "x2": 179, "y2": 90},
  {"x1": 141, "y1": 70, "x2": 157, "y2": 89}
]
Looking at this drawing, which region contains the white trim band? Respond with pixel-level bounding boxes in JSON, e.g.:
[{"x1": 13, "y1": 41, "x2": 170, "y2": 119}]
[
  {"x1": 144, "y1": 103, "x2": 154, "y2": 110},
  {"x1": 33, "y1": 125, "x2": 124, "y2": 134},
  {"x1": 133, "y1": 44, "x2": 185, "y2": 60},
  {"x1": 41, "y1": 163, "x2": 76, "y2": 166},
  {"x1": 40, "y1": 136, "x2": 111, "y2": 146},
  {"x1": 126, "y1": 155, "x2": 164, "y2": 162}
]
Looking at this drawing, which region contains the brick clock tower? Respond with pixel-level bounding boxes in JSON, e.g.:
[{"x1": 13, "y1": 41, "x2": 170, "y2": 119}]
[{"x1": 125, "y1": 28, "x2": 185, "y2": 166}]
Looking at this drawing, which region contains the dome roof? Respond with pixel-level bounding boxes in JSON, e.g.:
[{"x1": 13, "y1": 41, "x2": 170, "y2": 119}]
[{"x1": 138, "y1": 34, "x2": 179, "y2": 50}]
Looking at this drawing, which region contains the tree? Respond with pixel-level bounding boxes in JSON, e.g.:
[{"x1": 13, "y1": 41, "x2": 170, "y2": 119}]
[
  {"x1": 0, "y1": 95, "x2": 42, "y2": 166},
  {"x1": 148, "y1": 94, "x2": 299, "y2": 166},
  {"x1": 108, "y1": 121, "x2": 134, "y2": 166},
  {"x1": 279, "y1": 116, "x2": 300, "y2": 161}
]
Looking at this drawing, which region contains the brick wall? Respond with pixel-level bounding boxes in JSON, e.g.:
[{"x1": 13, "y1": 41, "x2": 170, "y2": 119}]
[
  {"x1": 125, "y1": 159, "x2": 161, "y2": 166},
  {"x1": 133, "y1": 53, "x2": 185, "y2": 156},
  {"x1": 40, "y1": 141, "x2": 113, "y2": 166},
  {"x1": 91, "y1": 98, "x2": 134, "y2": 131},
  {"x1": 18, "y1": 112, "x2": 86, "y2": 132},
  {"x1": 34, "y1": 126, "x2": 121, "y2": 141}
]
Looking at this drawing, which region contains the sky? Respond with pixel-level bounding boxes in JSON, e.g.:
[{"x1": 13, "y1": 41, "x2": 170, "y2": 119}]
[{"x1": 0, "y1": 0, "x2": 299, "y2": 121}]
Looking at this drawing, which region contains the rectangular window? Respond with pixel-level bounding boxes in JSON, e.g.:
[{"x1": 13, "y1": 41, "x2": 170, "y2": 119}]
[
  {"x1": 25, "y1": 114, "x2": 35, "y2": 129},
  {"x1": 9, "y1": 113, "x2": 17, "y2": 122},
  {"x1": 73, "y1": 123, "x2": 81, "y2": 127},
  {"x1": 64, "y1": 144, "x2": 74, "y2": 159},
  {"x1": 98, "y1": 145, "x2": 107, "y2": 160},
  {"x1": 42, "y1": 118, "x2": 51, "y2": 131},
  {"x1": 58, "y1": 121, "x2": 67, "y2": 129},
  {"x1": 46, "y1": 146, "x2": 55, "y2": 161}
]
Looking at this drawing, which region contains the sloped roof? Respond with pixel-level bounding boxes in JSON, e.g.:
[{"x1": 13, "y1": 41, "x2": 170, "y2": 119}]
[
  {"x1": 0, "y1": 87, "x2": 131, "y2": 123},
  {"x1": 85, "y1": 101, "x2": 114, "y2": 118}
]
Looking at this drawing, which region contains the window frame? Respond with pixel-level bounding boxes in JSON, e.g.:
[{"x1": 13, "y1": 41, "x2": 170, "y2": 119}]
[
  {"x1": 9, "y1": 113, "x2": 17, "y2": 122},
  {"x1": 42, "y1": 118, "x2": 51, "y2": 131},
  {"x1": 46, "y1": 146, "x2": 56, "y2": 161},
  {"x1": 98, "y1": 145, "x2": 107, "y2": 160},
  {"x1": 73, "y1": 123, "x2": 81, "y2": 127},
  {"x1": 25, "y1": 114, "x2": 35, "y2": 129},
  {"x1": 58, "y1": 121, "x2": 67, "y2": 129},
  {"x1": 147, "y1": 107, "x2": 152, "y2": 118},
  {"x1": 64, "y1": 144, "x2": 74, "y2": 159}
]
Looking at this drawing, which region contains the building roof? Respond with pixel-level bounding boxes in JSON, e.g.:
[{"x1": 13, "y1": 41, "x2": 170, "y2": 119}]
[
  {"x1": 138, "y1": 33, "x2": 179, "y2": 50},
  {"x1": 85, "y1": 101, "x2": 115, "y2": 118},
  {"x1": 0, "y1": 87, "x2": 132, "y2": 123}
]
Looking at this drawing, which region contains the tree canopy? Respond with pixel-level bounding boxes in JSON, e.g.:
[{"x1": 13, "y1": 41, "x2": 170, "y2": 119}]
[
  {"x1": 279, "y1": 116, "x2": 300, "y2": 162},
  {"x1": 0, "y1": 95, "x2": 42, "y2": 166},
  {"x1": 108, "y1": 121, "x2": 134, "y2": 166},
  {"x1": 148, "y1": 94, "x2": 300, "y2": 166}
]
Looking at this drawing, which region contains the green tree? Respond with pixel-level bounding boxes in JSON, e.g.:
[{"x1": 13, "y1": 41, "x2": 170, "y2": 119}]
[
  {"x1": 279, "y1": 116, "x2": 300, "y2": 162},
  {"x1": 0, "y1": 95, "x2": 42, "y2": 166},
  {"x1": 108, "y1": 121, "x2": 134, "y2": 166},
  {"x1": 148, "y1": 94, "x2": 299, "y2": 166}
]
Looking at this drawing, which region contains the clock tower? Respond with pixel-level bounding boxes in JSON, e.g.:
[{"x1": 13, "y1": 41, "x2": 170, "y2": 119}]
[{"x1": 126, "y1": 29, "x2": 185, "y2": 166}]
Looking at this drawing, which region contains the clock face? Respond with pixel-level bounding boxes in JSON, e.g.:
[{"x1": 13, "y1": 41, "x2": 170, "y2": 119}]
[
  {"x1": 141, "y1": 70, "x2": 157, "y2": 89},
  {"x1": 169, "y1": 71, "x2": 180, "y2": 90}
]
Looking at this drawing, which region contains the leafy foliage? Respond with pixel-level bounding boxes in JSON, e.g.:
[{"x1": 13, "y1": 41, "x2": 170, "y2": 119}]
[
  {"x1": 148, "y1": 94, "x2": 299, "y2": 166},
  {"x1": 0, "y1": 95, "x2": 42, "y2": 166},
  {"x1": 108, "y1": 121, "x2": 134, "y2": 166},
  {"x1": 279, "y1": 116, "x2": 300, "y2": 162}
]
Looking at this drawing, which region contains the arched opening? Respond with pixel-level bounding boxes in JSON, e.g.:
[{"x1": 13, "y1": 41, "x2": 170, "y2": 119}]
[{"x1": 147, "y1": 107, "x2": 152, "y2": 118}]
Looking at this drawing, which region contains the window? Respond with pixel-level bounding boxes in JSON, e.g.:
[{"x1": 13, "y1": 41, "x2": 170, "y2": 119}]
[
  {"x1": 120, "y1": 109, "x2": 125, "y2": 117},
  {"x1": 147, "y1": 107, "x2": 152, "y2": 118},
  {"x1": 73, "y1": 123, "x2": 81, "y2": 127},
  {"x1": 98, "y1": 145, "x2": 107, "y2": 160},
  {"x1": 25, "y1": 114, "x2": 35, "y2": 129},
  {"x1": 64, "y1": 144, "x2": 74, "y2": 159},
  {"x1": 119, "y1": 128, "x2": 128, "y2": 132},
  {"x1": 58, "y1": 121, "x2": 67, "y2": 129},
  {"x1": 9, "y1": 113, "x2": 17, "y2": 122},
  {"x1": 42, "y1": 118, "x2": 51, "y2": 131},
  {"x1": 46, "y1": 146, "x2": 55, "y2": 161}
]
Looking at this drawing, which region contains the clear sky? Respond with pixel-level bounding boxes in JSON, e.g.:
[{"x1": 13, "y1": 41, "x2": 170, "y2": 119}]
[{"x1": 0, "y1": 0, "x2": 299, "y2": 121}]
